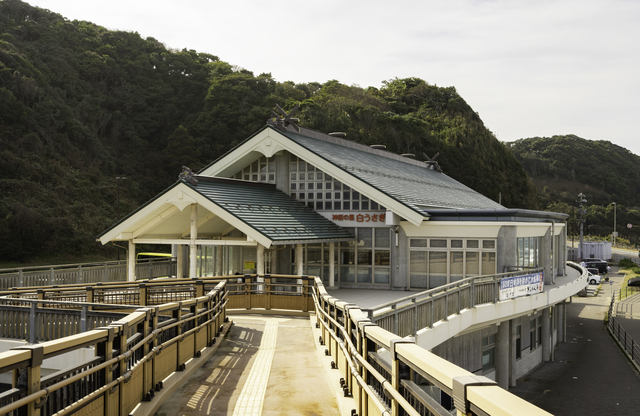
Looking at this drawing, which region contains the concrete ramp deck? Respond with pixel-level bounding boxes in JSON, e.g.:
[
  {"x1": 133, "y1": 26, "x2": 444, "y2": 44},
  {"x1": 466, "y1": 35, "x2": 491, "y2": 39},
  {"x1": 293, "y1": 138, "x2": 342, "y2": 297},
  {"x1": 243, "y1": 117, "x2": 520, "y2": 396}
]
[{"x1": 154, "y1": 314, "x2": 347, "y2": 416}]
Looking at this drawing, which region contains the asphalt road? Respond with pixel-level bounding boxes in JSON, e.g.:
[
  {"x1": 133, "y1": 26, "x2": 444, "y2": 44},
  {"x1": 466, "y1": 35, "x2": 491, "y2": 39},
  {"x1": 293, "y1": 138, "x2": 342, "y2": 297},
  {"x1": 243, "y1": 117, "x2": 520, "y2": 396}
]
[{"x1": 509, "y1": 269, "x2": 640, "y2": 415}]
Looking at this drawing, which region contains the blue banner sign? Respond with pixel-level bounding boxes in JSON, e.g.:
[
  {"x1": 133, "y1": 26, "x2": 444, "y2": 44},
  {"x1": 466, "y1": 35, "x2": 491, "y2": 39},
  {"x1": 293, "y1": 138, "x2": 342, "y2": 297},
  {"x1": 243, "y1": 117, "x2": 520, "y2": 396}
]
[{"x1": 499, "y1": 272, "x2": 544, "y2": 301}]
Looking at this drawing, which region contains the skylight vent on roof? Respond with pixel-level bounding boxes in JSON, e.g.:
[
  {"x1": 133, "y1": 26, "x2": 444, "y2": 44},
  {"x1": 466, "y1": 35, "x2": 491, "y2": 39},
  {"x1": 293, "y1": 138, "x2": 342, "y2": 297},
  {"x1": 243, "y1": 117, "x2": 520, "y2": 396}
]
[
  {"x1": 328, "y1": 132, "x2": 346, "y2": 138},
  {"x1": 370, "y1": 144, "x2": 387, "y2": 150},
  {"x1": 401, "y1": 153, "x2": 416, "y2": 159}
]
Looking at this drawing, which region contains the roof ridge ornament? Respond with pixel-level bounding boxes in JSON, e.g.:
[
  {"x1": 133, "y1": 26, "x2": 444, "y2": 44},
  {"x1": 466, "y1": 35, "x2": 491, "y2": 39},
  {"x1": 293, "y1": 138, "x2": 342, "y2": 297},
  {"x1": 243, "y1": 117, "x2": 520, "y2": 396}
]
[
  {"x1": 267, "y1": 103, "x2": 300, "y2": 132},
  {"x1": 178, "y1": 166, "x2": 198, "y2": 185},
  {"x1": 422, "y1": 152, "x2": 443, "y2": 173}
]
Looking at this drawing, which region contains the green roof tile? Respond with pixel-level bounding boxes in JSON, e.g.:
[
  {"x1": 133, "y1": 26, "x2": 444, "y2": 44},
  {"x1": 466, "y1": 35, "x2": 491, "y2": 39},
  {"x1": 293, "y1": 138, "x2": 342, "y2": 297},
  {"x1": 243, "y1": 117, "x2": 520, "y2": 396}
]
[
  {"x1": 282, "y1": 129, "x2": 504, "y2": 212},
  {"x1": 187, "y1": 177, "x2": 354, "y2": 244}
]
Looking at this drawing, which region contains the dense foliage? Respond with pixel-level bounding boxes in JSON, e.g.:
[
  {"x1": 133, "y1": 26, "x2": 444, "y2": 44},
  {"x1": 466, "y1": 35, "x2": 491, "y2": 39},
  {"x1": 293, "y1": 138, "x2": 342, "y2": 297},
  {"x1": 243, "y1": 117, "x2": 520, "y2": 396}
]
[
  {"x1": 0, "y1": 0, "x2": 537, "y2": 262},
  {"x1": 508, "y1": 135, "x2": 640, "y2": 243}
]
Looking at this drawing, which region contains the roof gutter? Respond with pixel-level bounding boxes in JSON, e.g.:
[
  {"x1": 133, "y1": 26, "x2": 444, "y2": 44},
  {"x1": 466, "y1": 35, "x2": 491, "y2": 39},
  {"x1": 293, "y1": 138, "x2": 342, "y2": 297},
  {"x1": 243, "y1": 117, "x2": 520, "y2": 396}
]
[{"x1": 421, "y1": 208, "x2": 569, "y2": 222}]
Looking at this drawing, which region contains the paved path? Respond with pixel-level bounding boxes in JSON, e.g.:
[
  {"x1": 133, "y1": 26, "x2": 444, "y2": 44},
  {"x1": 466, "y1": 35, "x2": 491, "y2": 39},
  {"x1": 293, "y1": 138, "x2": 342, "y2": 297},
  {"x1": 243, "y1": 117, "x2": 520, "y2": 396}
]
[
  {"x1": 154, "y1": 314, "x2": 343, "y2": 416},
  {"x1": 510, "y1": 268, "x2": 640, "y2": 415}
]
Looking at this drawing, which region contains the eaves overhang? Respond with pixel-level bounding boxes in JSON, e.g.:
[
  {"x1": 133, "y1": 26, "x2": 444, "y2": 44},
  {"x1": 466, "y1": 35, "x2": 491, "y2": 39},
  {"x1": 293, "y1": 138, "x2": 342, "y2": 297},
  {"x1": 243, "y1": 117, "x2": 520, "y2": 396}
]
[{"x1": 420, "y1": 209, "x2": 569, "y2": 222}]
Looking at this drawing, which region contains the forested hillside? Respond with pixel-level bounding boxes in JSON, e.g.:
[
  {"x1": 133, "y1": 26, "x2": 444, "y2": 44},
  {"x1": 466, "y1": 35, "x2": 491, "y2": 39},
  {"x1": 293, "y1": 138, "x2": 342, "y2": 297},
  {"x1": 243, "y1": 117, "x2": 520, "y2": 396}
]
[
  {"x1": 0, "y1": 0, "x2": 537, "y2": 262},
  {"x1": 508, "y1": 135, "x2": 640, "y2": 242}
]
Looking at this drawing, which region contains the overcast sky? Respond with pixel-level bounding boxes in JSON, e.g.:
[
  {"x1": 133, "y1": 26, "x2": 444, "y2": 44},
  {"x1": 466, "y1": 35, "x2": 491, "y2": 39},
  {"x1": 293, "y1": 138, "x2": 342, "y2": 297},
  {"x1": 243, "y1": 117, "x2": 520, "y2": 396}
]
[{"x1": 27, "y1": 0, "x2": 640, "y2": 156}]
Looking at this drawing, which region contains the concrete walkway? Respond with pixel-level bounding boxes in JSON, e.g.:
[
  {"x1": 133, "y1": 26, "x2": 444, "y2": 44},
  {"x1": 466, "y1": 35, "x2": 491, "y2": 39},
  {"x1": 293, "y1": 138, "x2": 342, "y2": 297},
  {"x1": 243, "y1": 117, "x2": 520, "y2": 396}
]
[
  {"x1": 509, "y1": 267, "x2": 640, "y2": 415},
  {"x1": 153, "y1": 314, "x2": 346, "y2": 416}
]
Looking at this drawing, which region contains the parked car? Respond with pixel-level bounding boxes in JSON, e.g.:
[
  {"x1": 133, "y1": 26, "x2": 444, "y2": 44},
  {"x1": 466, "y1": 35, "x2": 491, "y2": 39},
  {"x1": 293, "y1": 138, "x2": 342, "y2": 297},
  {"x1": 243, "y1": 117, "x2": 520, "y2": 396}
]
[
  {"x1": 584, "y1": 259, "x2": 608, "y2": 274},
  {"x1": 587, "y1": 268, "x2": 601, "y2": 285}
]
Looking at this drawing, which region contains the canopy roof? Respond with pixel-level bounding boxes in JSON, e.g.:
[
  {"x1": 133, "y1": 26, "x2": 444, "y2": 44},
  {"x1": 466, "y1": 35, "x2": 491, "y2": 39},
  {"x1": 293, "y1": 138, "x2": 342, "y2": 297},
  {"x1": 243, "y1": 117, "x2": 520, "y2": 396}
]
[{"x1": 98, "y1": 177, "x2": 354, "y2": 248}]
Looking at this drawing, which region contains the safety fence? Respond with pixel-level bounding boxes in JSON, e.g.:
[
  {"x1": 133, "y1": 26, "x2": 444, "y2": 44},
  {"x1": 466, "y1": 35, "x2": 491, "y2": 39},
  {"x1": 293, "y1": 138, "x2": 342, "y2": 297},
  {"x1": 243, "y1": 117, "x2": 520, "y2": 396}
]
[
  {"x1": 314, "y1": 278, "x2": 551, "y2": 416},
  {"x1": 607, "y1": 290, "x2": 640, "y2": 372},
  {"x1": 0, "y1": 258, "x2": 177, "y2": 290},
  {"x1": 362, "y1": 269, "x2": 543, "y2": 338},
  {"x1": 0, "y1": 273, "x2": 552, "y2": 416}
]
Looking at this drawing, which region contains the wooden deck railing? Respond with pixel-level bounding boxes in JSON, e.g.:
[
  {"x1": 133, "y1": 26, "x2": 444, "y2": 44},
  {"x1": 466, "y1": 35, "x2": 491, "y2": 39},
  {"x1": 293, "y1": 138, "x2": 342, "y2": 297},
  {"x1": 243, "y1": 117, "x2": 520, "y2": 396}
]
[{"x1": 0, "y1": 272, "x2": 557, "y2": 416}]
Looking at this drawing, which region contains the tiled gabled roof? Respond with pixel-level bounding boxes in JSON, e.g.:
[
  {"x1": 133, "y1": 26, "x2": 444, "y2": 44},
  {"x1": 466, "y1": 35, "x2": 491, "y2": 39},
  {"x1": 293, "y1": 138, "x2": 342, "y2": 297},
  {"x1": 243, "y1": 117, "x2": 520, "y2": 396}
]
[
  {"x1": 187, "y1": 177, "x2": 354, "y2": 244},
  {"x1": 282, "y1": 128, "x2": 504, "y2": 212}
]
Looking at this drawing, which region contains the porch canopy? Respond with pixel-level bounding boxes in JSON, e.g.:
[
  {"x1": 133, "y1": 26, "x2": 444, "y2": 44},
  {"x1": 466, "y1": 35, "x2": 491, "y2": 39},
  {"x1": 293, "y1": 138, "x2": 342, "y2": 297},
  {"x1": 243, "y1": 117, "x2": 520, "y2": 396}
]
[{"x1": 98, "y1": 176, "x2": 354, "y2": 279}]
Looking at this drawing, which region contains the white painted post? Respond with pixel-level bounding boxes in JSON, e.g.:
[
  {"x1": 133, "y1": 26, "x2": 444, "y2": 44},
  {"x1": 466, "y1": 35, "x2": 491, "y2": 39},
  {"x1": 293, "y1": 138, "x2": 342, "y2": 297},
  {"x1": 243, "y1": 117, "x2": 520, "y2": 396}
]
[
  {"x1": 128, "y1": 240, "x2": 136, "y2": 281},
  {"x1": 296, "y1": 244, "x2": 304, "y2": 293},
  {"x1": 329, "y1": 242, "x2": 335, "y2": 288},
  {"x1": 296, "y1": 244, "x2": 304, "y2": 275},
  {"x1": 496, "y1": 322, "x2": 509, "y2": 389},
  {"x1": 190, "y1": 204, "x2": 198, "y2": 278},
  {"x1": 215, "y1": 246, "x2": 222, "y2": 276},
  {"x1": 257, "y1": 244, "x2": 265, "y2": 274},
  {"x1": 177, "y1": 246, "x2": 184, "y2": 279},
  {"x1": 542, "y1": 307, "x2": 551, "y2": 361}
]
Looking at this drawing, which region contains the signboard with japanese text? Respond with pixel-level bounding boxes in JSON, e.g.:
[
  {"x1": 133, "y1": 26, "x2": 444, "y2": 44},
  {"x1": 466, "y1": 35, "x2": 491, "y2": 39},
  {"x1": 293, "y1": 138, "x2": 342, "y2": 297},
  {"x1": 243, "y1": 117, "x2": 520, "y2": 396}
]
[
  {"x1": 318, "y1": 211, "x2": 388, "y2": 227},
  {"x1": 499, "y1": 272, "x2": 544, "y2": 301}
]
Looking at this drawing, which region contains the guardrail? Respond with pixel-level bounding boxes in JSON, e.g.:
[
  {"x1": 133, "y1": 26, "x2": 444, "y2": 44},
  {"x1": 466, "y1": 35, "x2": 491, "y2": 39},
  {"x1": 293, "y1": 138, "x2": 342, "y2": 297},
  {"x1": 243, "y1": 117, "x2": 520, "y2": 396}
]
[
  {"x1": 607, "y1": 289, "x2": 640, "y2": 372},
  {"x1": 0, "y1": 258, "x2": 177, "y2": 290},
  {"x1": 362, "y1": 269, "x2": 543, "y2": 338},
  {"x1": 313, "y1": 278, "x2": 552, "y2": 416},
  {"x1": 0, "y1": 273, "x2": 554, "y2": 416},
  {"x1": 0, "y1": 279, "x2": 229, "y2": 416}
]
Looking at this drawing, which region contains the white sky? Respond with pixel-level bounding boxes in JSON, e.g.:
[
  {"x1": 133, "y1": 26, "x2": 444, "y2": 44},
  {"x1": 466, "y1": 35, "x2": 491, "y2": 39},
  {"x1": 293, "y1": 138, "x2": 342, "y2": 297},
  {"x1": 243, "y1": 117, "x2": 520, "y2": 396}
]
[{"x1": 27, "y1": 0, "x2": 640, "y2": 156}]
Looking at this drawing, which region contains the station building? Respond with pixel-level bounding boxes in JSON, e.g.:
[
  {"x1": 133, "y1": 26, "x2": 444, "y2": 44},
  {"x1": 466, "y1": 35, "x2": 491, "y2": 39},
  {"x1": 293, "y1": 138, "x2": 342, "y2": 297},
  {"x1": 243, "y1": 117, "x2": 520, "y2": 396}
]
[{"x1": 98, "y1": 116, "x2": 572, "y2": 389}]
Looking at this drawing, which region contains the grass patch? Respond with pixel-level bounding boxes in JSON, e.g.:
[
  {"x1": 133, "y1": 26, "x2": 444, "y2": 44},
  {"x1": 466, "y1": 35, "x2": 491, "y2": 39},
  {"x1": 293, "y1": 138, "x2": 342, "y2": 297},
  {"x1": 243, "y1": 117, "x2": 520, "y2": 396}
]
[{"x1": 616, "y1": 258, "x2": 640, "y2": 301}]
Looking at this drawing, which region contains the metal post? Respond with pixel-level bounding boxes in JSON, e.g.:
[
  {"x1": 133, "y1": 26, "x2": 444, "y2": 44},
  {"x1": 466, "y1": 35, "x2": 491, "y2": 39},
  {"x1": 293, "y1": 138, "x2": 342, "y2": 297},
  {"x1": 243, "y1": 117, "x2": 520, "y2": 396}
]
[
  {"x1": 613, "y1": 202, "x2": 617, "y2": 246},
  {"x1": 81, "y1": 305, "x2": 88, "y2": 333},
  {"x1": 578, "y1": 193, "x2": 587, "y2": 260},
  {"x1": 29, "y1": 303, "x2": 37, "y2": 344}
]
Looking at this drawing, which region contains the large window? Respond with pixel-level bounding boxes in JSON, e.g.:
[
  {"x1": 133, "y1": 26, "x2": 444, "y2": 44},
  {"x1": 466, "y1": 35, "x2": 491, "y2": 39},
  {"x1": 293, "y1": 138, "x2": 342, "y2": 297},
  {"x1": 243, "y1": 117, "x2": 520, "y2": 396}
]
[
  {"x1": 339, "y1": 228, "x2": 390, "y2": 285},
  {"x1": 289, "y1": 156, "x2": 383, "y2": 211},
  {"x1": 233, "y1": 156, "x2": 276, "y2": 183},
  {"x1": 288, "y1": 230, "x2": 390, "y2": 285},
  {"x1": 409, "y1": 238, "x2": 496, "y2": 289},
  {"x1": 517, "y1": 237, "x2": 540, "y2": 268},
  {"x1": 482, "y1": 334, "x2": 496, "y2": 374},
  {"x1": 530, "y1": 316, "x2": 542, "y2": 351}
]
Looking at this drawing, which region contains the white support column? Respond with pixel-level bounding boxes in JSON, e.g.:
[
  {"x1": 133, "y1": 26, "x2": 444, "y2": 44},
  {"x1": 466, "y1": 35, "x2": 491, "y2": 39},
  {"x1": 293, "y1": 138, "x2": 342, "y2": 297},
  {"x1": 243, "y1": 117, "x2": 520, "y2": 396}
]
[
  {"x1": 189, "y1": 204, "x2": 198, "y2": 278},
  {"x1": 127, "y1": 240, "x2": 136, "y2": 281},
  {"x1": 296, "y1": 244, "x2": 304, "y2": 293},
  {"x1": 496, "y1": 322, "x2": 509, "y2": 389},
  {"x1": 177, "y1": 245, "x2": 184, "y2": 279},
  {"x1": 509, "y1": 319, "x2": 517, "y2": 387},
  {"x1": 215, "y1": 246, "x2": 222, "y2": 276},
  {"x1": 257, "y1": 244, "x2": 265, "y2": 275},
  {"x1": 296, "y1": 244, "x2": 304, "y2": 276},
  {"x1": 542, "y1": 307, "x2": 551, "y2": 361},
  {"x1": 329, "y1": 242, "x2": 335, "y2": 288},
  {"x1": 271, "y1": 248, "x2": 277, "y2": 275}
]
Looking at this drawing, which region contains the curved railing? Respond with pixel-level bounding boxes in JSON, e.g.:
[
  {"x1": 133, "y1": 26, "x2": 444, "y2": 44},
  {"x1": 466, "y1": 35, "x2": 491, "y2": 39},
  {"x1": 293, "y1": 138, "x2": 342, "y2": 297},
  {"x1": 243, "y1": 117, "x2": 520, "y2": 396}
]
[
  {"x1": 362, "y1": 269, "x2": 543, "y2": 338},
  {"x1": 313, "y1": 277, "x2": 553, "y2": 416}
]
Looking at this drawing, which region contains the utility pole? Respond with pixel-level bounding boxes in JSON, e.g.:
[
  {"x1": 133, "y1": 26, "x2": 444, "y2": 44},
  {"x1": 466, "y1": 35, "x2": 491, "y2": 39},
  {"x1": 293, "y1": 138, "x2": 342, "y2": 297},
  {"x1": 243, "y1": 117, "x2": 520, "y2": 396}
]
[
  {"x1": 577, "y1": 193, "x2": 587, "y2": 261},
  {"x1": 612, "y1": 202, "x2": 617, "y2": 247}
]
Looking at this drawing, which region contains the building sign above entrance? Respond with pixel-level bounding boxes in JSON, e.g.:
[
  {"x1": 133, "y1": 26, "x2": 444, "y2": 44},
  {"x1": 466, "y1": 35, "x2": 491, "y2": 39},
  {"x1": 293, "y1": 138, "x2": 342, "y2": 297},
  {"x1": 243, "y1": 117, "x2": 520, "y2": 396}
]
[
  {"x1": 499, "y1": 272, "x2": 544, "y2": 301},
  {"x1": 332, "y1": 213, "x2": 386, "y2": 223}
]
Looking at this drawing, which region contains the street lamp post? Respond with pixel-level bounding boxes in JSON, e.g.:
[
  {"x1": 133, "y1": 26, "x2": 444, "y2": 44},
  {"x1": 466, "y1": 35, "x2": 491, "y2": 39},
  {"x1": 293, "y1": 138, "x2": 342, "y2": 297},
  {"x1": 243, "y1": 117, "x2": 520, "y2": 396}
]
[
  {"x1": 577, "y1": 193, "x2": 587, "y2": 261},
  {"x1": 116, "y1": 177, "x2": 127, "y2": 260},
  {"x1": 613, "y1": 202, "x2": 617, "y2": 247}
]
